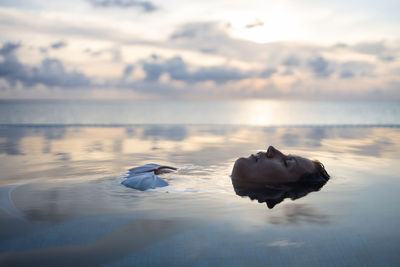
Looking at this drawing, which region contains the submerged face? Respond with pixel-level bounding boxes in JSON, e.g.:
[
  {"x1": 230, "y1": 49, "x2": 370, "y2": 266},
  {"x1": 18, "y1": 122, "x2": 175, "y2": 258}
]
[{"x1": 232, "y1": 146, "x2": 316, "y2": 184}]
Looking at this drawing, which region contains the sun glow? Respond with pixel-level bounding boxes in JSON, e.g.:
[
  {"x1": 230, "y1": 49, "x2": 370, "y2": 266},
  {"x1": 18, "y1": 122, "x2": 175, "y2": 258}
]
[
  {"x1": 228, "y1": 6, "x2": 302, "y2": 43},
  {"x1": 241, "y1": 100, "x2": 284, "y2": 125}
]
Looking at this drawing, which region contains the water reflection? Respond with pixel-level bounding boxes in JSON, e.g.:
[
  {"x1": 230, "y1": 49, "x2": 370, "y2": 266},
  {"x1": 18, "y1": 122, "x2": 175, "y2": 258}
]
[
  {"x1": 0, "y1": 126, "x2": 398, "y2": 159},
  {"x1": 0, "y1": 218, "x2": 198, "y2": 267},
  {"x1": 142, "y1": 125, "x2": 187, "y2": 141},
  {"x1": 232, "y1": 178, "x2": 329, "y2": 209},
  {"x1": 268, "y1": 204, "x2": 330, "y2": 225},
  {"x1": 0, "y1": 126, "x2": 399, "y2": 185},
  {"x1": 0, "y1": 127, "x2": 67, "y2": 156},
  {"x1": 0, "y1": 125, "x2": 399, "y2": 266}
]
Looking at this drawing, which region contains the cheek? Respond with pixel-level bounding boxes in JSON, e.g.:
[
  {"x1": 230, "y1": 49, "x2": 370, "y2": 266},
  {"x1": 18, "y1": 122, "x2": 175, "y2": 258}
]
[{"x1": 256, "y1": 161, "x2": 284, "y2": 178}]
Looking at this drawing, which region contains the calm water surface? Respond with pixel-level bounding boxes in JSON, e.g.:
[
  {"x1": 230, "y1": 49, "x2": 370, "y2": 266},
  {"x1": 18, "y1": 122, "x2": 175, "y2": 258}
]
[
  {"x1": 1, "y1": 100, "x2": 399, "y2": 126},
  {"x1": 0, "y1": 125, "x2": 399, "y2": 266}
]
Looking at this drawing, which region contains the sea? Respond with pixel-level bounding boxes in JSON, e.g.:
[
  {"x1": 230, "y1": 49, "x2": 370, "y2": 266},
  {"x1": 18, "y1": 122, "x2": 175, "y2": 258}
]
[{"x1": 0, "y1": 99, "x2": 399, "y2": 266}]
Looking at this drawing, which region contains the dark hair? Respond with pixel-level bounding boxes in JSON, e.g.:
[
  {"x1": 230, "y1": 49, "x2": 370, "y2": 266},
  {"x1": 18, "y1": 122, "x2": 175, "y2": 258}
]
[{"x1": 297, "y1": 160, "x2": 330, "y2": 189}]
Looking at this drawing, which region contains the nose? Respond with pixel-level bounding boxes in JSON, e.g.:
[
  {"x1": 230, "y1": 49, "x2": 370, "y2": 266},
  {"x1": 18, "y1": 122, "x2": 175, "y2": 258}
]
[
  {"x1": 266, "y1": 146, "x2": 275, "y2": 158},
  {"x1": 266, "y1": 146, "x2": 283, "y2": 158}
]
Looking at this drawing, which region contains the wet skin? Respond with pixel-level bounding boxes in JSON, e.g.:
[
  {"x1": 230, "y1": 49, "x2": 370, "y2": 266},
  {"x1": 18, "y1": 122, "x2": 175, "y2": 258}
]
[{"x1": 231, "y1": 146, "x2": 316, "y2": 183}]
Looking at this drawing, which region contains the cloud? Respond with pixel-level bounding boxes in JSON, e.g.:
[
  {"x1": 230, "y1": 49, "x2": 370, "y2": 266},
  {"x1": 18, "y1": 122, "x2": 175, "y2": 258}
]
[
  {"x1": 283, "y1": 56, "x2": 300, "y2": 67},
  {"x1": 140, "y1": 56, "x2": 256, "y2": 84},
  {"x1": 168, "y1": 22, "x2": 266, "y2": 62},
  {"x1": 167, "y1": 22, "x2": 395, "y2": 84},
  {"x1": 340, "y1": 70, "x2": 354, "y2": 79},
  {"x1": 339, "y1": 61, "x2": 375, "y2": 79},
  {"x1": 141, "y1": 60, "x2": 163, "y2": 81},
  {"x1": 170, "y1": 25, "x2": 199, "y2": 40},
  {"x1": 168, "y1": 22, "x2": 336, "y2": 69},
  {"x1": 353, "y1": 41, "x2": 386, "y2": 55},
  {"x1": 50, "y1": 41, "x2": 67, "y2": 50},
  {"x1": 245, "y1": 19, "x2": 264, "y2": 29},
  {"x1": 84, "y1": 48, "x2": 103, "y2": 57},
  {"x1": 0, "y1": 42, "x2": 21, "y2": 55},
  {"x1": 191, "y1": 66, "x2": 246, "y2": 83},
  {"x1": 39, "y1": 47, "x2": 48, "y2": 54},
  {"x1": 89, "y1": 0, "x2": 157, "y2": 12},
  {"x1": 352, "y1": 41, "x2": 396, "y2": 62},
  {"x1": 0, "y1": 8, "x2": 148, "y2": 45},
  {"x1": 0, "y1": 40, "x2": 392, "y2": 100},
  {"x1": 111, "y1": 48, "x2": 122, "y2": 62},
  {"x1": 83, "y1": 47, "x2": 123, "y2": 61},
  {"x1": 0, "y1": 11, "x2": 398, "y2": 101},
  {"x1": 307, "y1": 56, "x2": 333, "y2": 78},
  {"x1": 0, "y1": 42, "x2": 90, "y2": 88},
  {"x1": 260, "y1": 68, "x2": 276, "y2": 78},
  {"x1": 38, "y1": 41, "x2": 67, "y2": 55},
  {"x1": 32, "y1": 58, "x2": 91, "y2": 87},
  {"x1": 379, "y1": 54, "x2": 395, "y2": 62},
  {"x1": 122, "y1": 64, "x2": 134, "y2": 79}
]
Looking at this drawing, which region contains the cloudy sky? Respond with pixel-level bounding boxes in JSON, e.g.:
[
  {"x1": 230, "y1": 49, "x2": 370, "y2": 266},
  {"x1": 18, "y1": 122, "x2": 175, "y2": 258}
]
[{"x1": 0, "y1": 0, "x2": 399, "y2": 100}]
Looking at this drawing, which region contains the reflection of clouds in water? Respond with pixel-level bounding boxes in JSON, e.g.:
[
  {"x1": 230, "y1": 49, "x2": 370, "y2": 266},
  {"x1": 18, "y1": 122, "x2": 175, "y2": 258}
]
[
  {"x1": 0, "y1": 127, "x2": 67, "y2": 155},
  {"x1": 112, "y1": 139, "x2": 123, "y2": 153},
  {"x1": 0, "y1": 126, "x2": 398, "y2": 166},
  {"x1": 321, "y1": 129, "x2": 398, "y2": 158},
  {"x1": 14, "y1": 179, "x2": 126, "y2": 223},
  {"x1": 124, "y1": 127, "x2": 136, "y2": 137},
  {"x1": 305, "y1": 128, "x2": 326, "y2": 147},
  {"x1": 0, "y1": 126, "x2": 398, "y2": 266},
  {"x1": 38, "y1": 127, "x2": 67, "y2": 140},
  {"x1": 86, "y1": 141, "x2": 104, "y2": 152},
  {"x1": 307, "y1": 128, "x2": 326, "y2": 140},
  {"x1": 263, "y1": 127, "x2": 277, "y2": 134},
  {"x1": 198, "y1": 126, "x2": 237, "y2": 136},
  {"x1": 0, "y1": 137, "x2": 23, "y2": 155},
  {"x1": 142, "y1": 126, "x2": 187, "y2": 141},
  {"x1": 267, "y1": 240, "x2": 303, "y2": 247},
  {"x1": 0, "y1": 218, "x2": 197, "y2": 266},
  {"x1": 351, "y1": 138, "x2": 393, "y2": 157},
  {"x1": 281, "y1": 132, "x2": 300, "y2": 147},
  {"x1": 54, "y1": 152, "x2": 71, "y2": 161},
  {"x1": 335, "y1": 127, "x2": 371, "y2": 139},
  {"x1": 269, "y1": 204, "x2": 330, "y2": 225},
  {"x1": 0, "y1": 128, "x2": 27, "y2": 155}
]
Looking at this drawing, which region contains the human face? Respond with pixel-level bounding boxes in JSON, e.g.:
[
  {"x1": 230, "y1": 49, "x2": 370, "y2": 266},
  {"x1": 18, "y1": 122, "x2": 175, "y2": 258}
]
[{"x1": 231, "y1": 146, "x2": 316, "y2": 183}]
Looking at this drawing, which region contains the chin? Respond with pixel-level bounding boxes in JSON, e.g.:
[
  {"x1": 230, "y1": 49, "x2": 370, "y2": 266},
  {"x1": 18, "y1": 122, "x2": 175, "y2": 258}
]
[{"x1": 231, "y1": 157, "x2": 249, "y2": 181}]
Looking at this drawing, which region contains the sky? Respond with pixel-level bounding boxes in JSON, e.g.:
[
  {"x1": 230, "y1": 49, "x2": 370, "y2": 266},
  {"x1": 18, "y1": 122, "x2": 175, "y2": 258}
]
[{"x1": 0, "y1": 0, "x2": 399, "y2": 100}]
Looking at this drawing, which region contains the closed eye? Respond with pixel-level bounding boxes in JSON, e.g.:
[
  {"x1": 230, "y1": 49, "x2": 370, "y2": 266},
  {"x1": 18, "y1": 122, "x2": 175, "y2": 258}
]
[{"x1": 284, "y1": 157, "x2": 295, "y2": 168}]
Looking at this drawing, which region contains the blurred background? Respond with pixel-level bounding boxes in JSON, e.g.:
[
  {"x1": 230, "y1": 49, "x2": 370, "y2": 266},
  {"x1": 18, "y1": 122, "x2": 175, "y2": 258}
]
[{"x1": 0, "y1": 0, "x2": 399, "y2": 102}]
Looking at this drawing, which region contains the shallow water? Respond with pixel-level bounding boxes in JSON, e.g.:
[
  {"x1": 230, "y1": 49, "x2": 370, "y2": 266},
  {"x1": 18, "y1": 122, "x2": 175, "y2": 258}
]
[{"x1": 0, "y1": 125, "x2": 399, "y2": 266}]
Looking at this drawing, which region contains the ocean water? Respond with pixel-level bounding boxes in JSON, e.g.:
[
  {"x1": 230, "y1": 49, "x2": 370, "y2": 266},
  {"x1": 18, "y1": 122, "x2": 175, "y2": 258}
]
[
  {"x1": 0, "y1": 99, "x2": 399, "y2": 126},
  {"x1": 0, "y1": 100, "x2": 399, "y2": 266}
]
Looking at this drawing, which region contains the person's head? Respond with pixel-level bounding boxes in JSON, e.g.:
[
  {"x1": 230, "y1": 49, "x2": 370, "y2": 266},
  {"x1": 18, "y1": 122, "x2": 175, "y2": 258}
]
[
  {"x1": 231, "y1": 146, "x2": 329, "y2": 185},
  {"x1": 231, "y1": 145, "x2": 330, "y2": 208}
]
